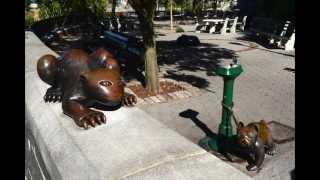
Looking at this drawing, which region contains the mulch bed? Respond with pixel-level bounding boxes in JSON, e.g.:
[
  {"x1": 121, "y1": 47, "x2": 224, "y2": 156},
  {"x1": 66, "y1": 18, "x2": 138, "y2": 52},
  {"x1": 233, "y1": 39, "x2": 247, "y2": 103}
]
[{"x1": 128, "y1": 80, "x2": 186, "y2": 99}]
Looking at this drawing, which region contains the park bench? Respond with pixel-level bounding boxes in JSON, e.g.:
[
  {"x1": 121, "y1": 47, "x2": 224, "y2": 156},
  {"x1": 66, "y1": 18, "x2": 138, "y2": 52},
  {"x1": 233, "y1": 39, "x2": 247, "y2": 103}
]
[
  {"x1": 220, "y1": 16, "x2": 238, "y2": 34},
  {"x1": 195, "y1": 17, "x2": 239, "y2": 34},
  {"x1": 236, "y1": 16, "x2": 247, "y2": 31},
  {"x1": 248, "y1": 17, "x2": 295, "y2": 50},
  {"x1": 103, "y1": 31, "x2": 145, "y2": 71},
  {"x1": 104, "y1": 31, "x2": 143, "y2": 58}
]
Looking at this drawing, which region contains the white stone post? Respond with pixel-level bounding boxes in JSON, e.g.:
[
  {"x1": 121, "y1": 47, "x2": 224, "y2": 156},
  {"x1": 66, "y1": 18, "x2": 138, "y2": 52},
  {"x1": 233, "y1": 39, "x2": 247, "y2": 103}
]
[
  {"x1": 240, "y1": 16, "x2": 247, "y2": 31},
  {"x1": 209, "y1": 25, "x2": 216, "y2": 34},
  {"x1": 195, "y1": 22, "x2": 201, "y2": 33},
  {"x1": 230, "y1": 17, "x2": 238, "y2": 34},
  {"x1": 220, "y1": 18, "x2": 229, "y2": 34},
  {"x1": 285, "y1": 29, "x2": 295, "y2": 51}
]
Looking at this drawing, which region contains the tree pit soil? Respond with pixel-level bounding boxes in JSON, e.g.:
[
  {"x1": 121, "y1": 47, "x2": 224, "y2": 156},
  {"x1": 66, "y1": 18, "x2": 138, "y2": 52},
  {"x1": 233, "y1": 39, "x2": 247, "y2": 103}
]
[{"x1": 127, "y1": 80, "x2": 186, "y2": 99}]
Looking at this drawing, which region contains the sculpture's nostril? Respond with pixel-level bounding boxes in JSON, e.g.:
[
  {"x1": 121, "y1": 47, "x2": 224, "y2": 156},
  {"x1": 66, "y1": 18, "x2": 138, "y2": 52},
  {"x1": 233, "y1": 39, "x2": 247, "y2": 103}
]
[{"x1": 118, "y1": 81, "x2": 125, "y2": 87}]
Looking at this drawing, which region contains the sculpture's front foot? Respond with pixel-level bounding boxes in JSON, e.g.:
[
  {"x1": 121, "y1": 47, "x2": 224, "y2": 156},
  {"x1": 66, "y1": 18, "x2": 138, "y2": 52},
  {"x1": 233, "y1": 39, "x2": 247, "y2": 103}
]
[
  {"x1": 266, "y1": 143, "x2": 276, "y2": 156},
  {"x1": 246, "y1": 164, "x2": 260, "y2": 171},
  {"x1": 122, "y1": 93, "x2": 137, "y2": 106},
  {"x1": 77, "y1": 110, "x2": 106, "y2": 129},
  {"x1": 44, "y1": 87, "x2": 62, "y2": 103}
]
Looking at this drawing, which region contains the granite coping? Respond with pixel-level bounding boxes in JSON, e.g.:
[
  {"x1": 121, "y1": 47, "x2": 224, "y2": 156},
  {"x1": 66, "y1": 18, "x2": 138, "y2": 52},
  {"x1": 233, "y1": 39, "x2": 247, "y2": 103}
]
[{"x1": 25, "y1": 31, "x2": 252, "y2": 180}]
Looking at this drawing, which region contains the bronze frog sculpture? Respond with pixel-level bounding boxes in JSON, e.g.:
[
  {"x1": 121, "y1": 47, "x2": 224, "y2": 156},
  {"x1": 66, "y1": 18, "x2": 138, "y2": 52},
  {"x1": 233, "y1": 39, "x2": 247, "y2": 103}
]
[
  {"x1": 220, "y1": 120, "x2": 276, "y2": 172},
  {"x1": 236, "y1": 120, "x2": 276, "y2": 171},
  {"x1": 37, "y1": 48, "x2": 137, "y2": 129}
]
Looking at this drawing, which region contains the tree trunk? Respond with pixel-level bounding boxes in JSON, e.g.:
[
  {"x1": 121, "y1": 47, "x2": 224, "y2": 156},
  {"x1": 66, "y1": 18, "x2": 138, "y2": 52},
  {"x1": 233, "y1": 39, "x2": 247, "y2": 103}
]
[
  {"x1": 170, "y1": 0, "x2": 173, "y2": 30},
  {"x1": 128, "y1": 0, "x2": 160, "y2": 94},
  {"x1": 145, "y1": 46, "x2": 159, "y2": 93},
  {"x1": 111, "y1": 0, "x2": 118, "y2": 30},
  {"x1": 140, "y1": 17, "x2": 159, "y2": 93}
]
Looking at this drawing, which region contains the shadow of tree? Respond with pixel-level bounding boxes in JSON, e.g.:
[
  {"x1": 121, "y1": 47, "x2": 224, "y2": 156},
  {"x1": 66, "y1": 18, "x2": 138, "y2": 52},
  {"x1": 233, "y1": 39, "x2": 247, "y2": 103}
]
[
  {"x1": 106, "y1": 39, "x2": 237, "y2": 89},
  {"x1": 157, "y1": 40, "x2": 237, "y2": 89},
  {"x1": 164, "y1": 70, "x2": 210, "y2": 89}
]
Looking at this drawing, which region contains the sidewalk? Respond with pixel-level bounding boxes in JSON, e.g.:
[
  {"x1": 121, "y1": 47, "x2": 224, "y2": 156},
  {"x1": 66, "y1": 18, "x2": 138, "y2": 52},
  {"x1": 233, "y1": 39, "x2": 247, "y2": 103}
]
[{"x1": 136, "y1": 31, "x2": 295, "y2": 179}]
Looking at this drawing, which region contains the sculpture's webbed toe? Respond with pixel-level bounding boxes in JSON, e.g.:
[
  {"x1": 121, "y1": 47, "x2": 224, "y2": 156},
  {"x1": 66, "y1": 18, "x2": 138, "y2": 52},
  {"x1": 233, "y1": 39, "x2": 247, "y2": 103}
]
[
  {"x1": 44, "y1": 87, "x2": 62, "y2": 103},
  {"x1": 78, "y1": 111, "x2": 106, "y2": 130},
  {"x1": 122, "y1": 94, "x2": 137, "y2": 106}
]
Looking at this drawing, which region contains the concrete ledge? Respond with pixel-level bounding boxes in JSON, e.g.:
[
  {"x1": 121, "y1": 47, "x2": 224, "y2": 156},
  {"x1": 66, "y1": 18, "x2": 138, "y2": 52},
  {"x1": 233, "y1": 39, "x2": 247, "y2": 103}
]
[{"x1": 25, "y1": 31, "x2": 252, "y2": 180}]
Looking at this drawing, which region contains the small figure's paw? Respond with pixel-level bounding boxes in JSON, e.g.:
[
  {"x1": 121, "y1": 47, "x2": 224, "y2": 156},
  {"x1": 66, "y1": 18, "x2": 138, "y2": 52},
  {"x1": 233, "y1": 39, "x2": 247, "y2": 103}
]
[
  {"x1": 246, "y1": 164, "x2": 262, "y2": 172},
  {"x1": 123, "y1": 94, "x2": 137, "y2": 106},
  {"x1": 78, "y1": 111, "x2": 106, "y2": 129},
  {"x1": 266, "y1": 144, "x2": 276, "y2": 156},
  {"x1": 44, "y1": 87, "x2": 62, "y2": 103},
  {"x1": 246, "y1": 164, "x2": 258, "y2": 171},
  {"x1": 266, "y1": 149, "x2": 276, "y2": 156},
  {"x1": 246, "y1": 164, "x2": 259, "y2": 171}
]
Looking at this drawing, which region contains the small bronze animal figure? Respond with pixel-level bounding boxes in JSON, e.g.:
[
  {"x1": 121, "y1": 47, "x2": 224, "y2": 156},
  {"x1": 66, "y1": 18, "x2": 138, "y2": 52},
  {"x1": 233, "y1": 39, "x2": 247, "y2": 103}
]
[
  {"x1": 236, "y1": 120, "x2": 276, "y2": 171},
  {"x1": 37, "y1": 48, "x2": 137, "y2": 129}
]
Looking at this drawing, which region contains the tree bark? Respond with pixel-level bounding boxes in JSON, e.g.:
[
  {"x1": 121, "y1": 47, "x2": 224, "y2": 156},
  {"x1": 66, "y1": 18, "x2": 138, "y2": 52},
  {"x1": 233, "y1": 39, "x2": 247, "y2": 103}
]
[
  {"x1": 139, "y1": 15, "x2": 159, "y2": 93},
  {"x1": 170, "y1": 0, "x2": 173, "y2": 30},
  {"x1": 128, "y1": 0, "x2": 160, "y2": 94},
  {"x1": 111, "y1": 0, "x2": 118, "y2": 30},
  {"x1": 144, "y1": 46, "x2": 159, "y2": 93}
]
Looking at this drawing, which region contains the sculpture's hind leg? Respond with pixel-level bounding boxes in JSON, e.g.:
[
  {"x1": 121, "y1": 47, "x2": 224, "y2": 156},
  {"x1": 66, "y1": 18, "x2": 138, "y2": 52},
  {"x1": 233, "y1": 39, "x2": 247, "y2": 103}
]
[{"x1": 37, "y1": 54, "x2": 62, "y2": 102}]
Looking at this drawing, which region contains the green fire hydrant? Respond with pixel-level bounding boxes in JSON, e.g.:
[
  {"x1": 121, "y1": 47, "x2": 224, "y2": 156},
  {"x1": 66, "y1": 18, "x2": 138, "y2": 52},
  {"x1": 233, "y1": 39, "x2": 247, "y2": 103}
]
[{"x1": 200, "y1": 61, "x2": 243, "y2": 152}]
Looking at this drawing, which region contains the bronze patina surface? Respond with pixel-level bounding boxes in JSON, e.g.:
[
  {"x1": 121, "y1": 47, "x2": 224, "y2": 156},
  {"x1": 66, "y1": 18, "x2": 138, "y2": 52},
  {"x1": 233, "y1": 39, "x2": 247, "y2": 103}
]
[{"x1": 37, "y1": 48, "x2": 137, "y2": 129}]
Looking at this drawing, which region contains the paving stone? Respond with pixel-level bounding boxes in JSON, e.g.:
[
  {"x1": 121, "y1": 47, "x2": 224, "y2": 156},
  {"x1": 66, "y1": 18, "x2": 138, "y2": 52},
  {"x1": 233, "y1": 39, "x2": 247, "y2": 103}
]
[
  {"x1": 175, "y1": 91, "x2": 186, "y2": 99},
  {"x1": 162, "y1": 94, "x2": 172, "y2": 101},
  {"x1": 137, "y1": 98, "x2": 147, "y2": 105},
  {"x1": 156, "y1": 95, "x2": 167, "y2": 102},
  {"x1": 150, "y1": 96, "x2": 162, "y2": 103},
  {"x1": 144, "y1": 97, "x2": 155, "y2": 104},
  {"x1": 183, "y1": 90, "x2": 193, "y2": 97},
  {"x1": 168, "y1": 92, "x2": 179, "y2": 100}
]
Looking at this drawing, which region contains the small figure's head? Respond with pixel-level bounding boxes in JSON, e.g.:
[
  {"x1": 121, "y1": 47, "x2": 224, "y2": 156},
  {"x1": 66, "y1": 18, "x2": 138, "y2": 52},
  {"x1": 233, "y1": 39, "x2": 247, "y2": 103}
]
[
  {"x1": 80, "y1": 68, "x2": 125, "y2": 106},
  {"x1": 37, "y1": 54, "x2": 59, "y2": 86},
  {"x1": 236, "y1": 122, "x2": 259, "y2": 148}
]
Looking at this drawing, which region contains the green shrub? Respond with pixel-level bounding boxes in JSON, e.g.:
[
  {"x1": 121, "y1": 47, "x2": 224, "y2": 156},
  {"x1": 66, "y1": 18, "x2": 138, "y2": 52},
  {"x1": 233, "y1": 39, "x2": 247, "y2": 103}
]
[
  {"x1": 38, "y1": 0, "x2": 108, "y2": 21},
  {"x1": 25, "y1": 12, "x2": 34, "y2": 29},
  {"x1": 39, "y1": 0, "x2": 64, "y2": 20}
]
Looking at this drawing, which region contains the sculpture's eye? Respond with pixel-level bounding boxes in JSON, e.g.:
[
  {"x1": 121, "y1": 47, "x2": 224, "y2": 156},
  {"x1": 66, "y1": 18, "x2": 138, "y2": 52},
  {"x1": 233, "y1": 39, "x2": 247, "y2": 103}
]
[{"x1": 99, "y1": 80, "x2": 113, "y2": 87}]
